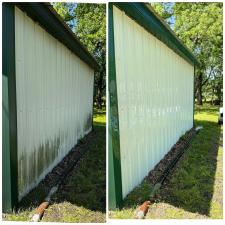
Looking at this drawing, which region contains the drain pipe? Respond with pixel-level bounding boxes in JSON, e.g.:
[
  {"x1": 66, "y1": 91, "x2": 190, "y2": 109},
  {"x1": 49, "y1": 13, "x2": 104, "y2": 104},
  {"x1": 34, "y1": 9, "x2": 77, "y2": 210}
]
[
  {"x1": 30, "y1": 145, "x2": 89, "y2": 222},
  {"x1": 31, "y1": 186, "x2": 58, "y2": 222},
  {"x1": 136, "y1": 126, "x2": 203, "y2": 219}
]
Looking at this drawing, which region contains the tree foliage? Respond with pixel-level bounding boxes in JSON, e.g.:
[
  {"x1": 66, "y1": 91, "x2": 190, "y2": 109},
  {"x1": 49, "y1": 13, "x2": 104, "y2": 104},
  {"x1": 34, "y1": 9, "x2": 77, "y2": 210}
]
[
  {"x1": 75, "y1": 4, "x2": 106, "y2": 108},
  {"x1": 151, "y1": 2, "x2": 174, "y2": 26},
  {"x1": 53, "y1": 3, "x2": 106, "y2": 108},
  {"x1": 152, "y1": 2, "x2": 223, "y2": 105}
]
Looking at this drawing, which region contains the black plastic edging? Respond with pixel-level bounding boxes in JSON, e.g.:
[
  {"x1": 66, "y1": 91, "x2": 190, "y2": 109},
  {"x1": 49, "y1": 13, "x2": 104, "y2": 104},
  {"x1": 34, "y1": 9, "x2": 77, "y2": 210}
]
[
  {"x1": 149, "y1": 130, "x2": 198, "y2": 199},
  {"x1": 158, "y1": 132, "x2": 196, "y2": 185},
  {"x1": 2, "y1": 3, "x2": 19, "y2": 210},
  {"x1": 52, "y1": 144, "x2": 90, "y2": 187}
]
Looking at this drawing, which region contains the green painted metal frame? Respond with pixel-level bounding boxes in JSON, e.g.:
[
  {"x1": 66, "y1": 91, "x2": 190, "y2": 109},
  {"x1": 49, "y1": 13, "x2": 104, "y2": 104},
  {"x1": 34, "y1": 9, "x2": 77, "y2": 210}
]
[
  {"x1": 15, "y1": 2, "x2": 99, "y2": 71},
  {"x1": 2, "y1": 3, "x2": 19, "y2": 211},
  {"x1": 108, "y1": 3, "x2": 123, "y2": 209},
  {"x1": 114, "y1": 2, "x2": 199, "y2": 67}
]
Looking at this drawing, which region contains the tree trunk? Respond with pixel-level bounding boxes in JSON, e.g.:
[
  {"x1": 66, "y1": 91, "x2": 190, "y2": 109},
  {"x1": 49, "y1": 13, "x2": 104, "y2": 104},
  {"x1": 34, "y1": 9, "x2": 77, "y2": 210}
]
[
  {"x1": 211, "y1": 88, "x2": 214, "y2": 105},
  {"x1": 97, "y1": 92, "x2": 102, "y2": 109},
  {"x1": 96, "y1": 71, "x2": 104, "y2": 109},
  {"x1": 196, "y1": 72, "x2": 203, "y2": 105},
  {"x1": 215, "y1": 84, "x2": 222, "y2": 105}
]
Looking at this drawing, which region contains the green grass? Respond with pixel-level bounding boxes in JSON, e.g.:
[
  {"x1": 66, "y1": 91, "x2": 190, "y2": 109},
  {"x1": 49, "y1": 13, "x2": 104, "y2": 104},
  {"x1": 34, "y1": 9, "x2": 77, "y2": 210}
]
[
  {"x1": 110, "y1": 104, "x2": 223, "y2": 219},
  {"x1": 3, "y1": 108, "x2": 106, "y2": 222}
]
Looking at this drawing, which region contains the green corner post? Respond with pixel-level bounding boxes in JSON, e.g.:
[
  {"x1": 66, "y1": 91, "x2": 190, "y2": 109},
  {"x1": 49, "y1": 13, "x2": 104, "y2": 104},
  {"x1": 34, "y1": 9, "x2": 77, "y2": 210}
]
[
  {"x1": 2, "y1": 3, "x2": 19, "y2": 212},
  {"x1": 108, "y1": 3, "x2": 123, "y2": 209}
]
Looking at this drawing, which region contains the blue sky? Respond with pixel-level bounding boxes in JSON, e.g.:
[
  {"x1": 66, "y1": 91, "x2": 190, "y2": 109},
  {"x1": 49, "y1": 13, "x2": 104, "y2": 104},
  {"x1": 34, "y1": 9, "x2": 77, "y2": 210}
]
[
  {"x1": 66, "y1": 3, "x2": 77, "y2": 32},
  {"x1": 163, "y1": 2, "x2": 175, "y2": 30}
]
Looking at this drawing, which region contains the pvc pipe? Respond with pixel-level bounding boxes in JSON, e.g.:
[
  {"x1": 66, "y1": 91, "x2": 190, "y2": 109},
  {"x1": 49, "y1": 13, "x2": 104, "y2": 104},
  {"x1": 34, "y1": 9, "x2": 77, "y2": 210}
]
[
  {"x1": 30, "y1": 185, "x2": 58, "y2": 222},
  {"x1": 31, "y1": 202, "x2": 50, "y2": 222},
  {"x1": 154, "y1": 129, "x2": 197, "y2": 187},
  {"x1": 135, "y1": 201, "x2": 151, "y2": 219}
]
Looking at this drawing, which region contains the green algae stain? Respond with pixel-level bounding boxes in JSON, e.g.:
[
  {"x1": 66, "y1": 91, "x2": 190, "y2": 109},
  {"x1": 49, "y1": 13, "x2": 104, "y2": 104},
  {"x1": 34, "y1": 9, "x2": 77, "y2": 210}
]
[{"x1": 18, "y1": 136, "x2": 61, "y2": 196}]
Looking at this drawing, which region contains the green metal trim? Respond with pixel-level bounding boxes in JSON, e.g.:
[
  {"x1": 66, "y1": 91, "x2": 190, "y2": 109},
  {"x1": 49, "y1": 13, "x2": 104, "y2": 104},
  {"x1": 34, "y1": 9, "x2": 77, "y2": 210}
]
[
  {"x1": 2, "y1": 3, "x2": 19, "y2": 211},
  {"x1": 114, "y1": 3, "x2": 200, "y2": 67},
  {"x1": 15, "y1": 2, "x2": 99, "y2": 71},
  {"x1": 108, "y1": 3, "x2": 123, "y2": 209}
]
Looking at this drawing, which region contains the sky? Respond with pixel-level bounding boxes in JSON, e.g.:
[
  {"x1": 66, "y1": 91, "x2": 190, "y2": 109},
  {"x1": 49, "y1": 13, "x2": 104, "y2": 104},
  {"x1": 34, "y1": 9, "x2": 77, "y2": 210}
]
[
  {"x1": 66, "y1": 3, "x2": 77, "y2": 32},
  {"x1": 163, "y1": 2, "x2": 175, "y2": 30}
]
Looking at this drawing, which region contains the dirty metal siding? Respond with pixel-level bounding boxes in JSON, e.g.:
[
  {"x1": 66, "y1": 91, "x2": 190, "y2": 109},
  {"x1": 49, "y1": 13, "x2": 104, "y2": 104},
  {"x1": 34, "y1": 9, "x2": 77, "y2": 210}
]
[
  {"x1": 113, "y1": 6, "x2": 194, "y2": 198},
  {"x1": 15, "y1": 7, "x2": 94, "y2": 200}
]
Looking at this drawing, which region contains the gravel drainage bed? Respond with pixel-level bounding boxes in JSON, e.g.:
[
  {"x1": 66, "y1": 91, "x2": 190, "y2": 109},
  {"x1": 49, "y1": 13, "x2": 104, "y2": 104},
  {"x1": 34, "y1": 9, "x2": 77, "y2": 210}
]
[{"x1": 146, "y1": 127, "x2": 196, "y2": 185}]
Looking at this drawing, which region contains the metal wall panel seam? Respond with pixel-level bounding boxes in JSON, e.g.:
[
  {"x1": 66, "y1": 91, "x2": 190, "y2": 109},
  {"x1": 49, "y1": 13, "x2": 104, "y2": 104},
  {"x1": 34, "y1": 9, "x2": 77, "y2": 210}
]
[
  {"x1": 114, "y1": 6, "x2": 194, "y2": 198},
  {"x1": 15, "y1": 2, "x2": 99, "y2": 71},
  {"x1": 15, "y1": 7, "x2": 94, "y2": 199}
]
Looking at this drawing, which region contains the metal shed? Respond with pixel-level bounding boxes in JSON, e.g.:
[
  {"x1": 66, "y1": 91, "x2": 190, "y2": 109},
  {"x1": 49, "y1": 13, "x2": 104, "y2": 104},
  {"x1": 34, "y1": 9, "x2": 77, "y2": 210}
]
[
  {"x1": 2, "y1": 2, "x2": 99, "y2": 212},
  {"x1": 108, "y1": 3, "x2": 199, "y2": 209}
]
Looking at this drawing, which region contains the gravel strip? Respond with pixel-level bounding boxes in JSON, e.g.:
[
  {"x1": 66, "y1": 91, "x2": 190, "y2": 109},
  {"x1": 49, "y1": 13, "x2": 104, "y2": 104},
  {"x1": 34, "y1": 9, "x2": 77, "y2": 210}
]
[{"x1": 147, "y1": 128, "x2": 196, "y2": 185}]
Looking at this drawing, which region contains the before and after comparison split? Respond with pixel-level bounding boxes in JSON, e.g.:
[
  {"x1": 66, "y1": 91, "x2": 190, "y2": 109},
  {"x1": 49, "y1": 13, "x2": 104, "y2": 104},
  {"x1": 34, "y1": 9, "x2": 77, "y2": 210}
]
[{"x1": 1, "y1": 0, "x2": 223, "y2": 223}]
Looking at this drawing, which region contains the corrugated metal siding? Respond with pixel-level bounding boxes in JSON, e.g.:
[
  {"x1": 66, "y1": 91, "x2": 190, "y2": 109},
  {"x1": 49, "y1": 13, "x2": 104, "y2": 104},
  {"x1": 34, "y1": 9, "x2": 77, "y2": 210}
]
[
  {"x1": 15, "y1": 7, "x2": 94, "y2": 200},
  {"x1": 113, "y1": 6, "x2": 194, "y2": 198}
]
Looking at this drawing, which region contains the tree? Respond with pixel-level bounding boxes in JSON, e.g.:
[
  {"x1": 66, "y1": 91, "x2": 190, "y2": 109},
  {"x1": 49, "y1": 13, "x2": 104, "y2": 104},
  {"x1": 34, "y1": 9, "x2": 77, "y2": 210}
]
[
  {"x1": 75, "y1": 4, "x2": 106, "y2": 109},
  {"x1": 151, "y1": 2, "x2": 174, "y2": 26},
  {"x1": 53, "y1": 3, "x2": 106, "y2": 109},
  {"x1": 52, "y1": 2, "x2": 76, "y2": 31},
  {"x1": 152, "y1": 3, "x2": 223, "y2": 105}
]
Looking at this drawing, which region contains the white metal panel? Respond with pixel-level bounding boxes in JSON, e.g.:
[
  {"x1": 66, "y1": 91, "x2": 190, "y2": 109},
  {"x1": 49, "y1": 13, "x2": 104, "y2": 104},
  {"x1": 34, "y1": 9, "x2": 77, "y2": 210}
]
[
  {"x1": 15, "y1": 7, "x2": 94, "y2": 200},
  {"x1": 113, "y1": 6, "x2": 194, "y2": 198}
]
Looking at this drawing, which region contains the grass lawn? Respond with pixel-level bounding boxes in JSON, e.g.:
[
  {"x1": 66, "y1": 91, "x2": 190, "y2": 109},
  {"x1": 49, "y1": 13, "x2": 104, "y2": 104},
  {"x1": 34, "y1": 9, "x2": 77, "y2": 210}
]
[
  {"x1": 3, "y1": 108, "x2": 106, "y2": 222},
  {"x1": 109, "y1": 104, "x2": 223, "y2": 219}
]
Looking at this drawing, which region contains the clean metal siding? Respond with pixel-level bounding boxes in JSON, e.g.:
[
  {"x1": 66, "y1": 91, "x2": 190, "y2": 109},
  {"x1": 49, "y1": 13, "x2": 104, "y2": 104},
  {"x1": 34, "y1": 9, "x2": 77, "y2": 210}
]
[
  {"x1": 15, "y1": 7, "x2": 94, "y2": 200},
  {"x1": 113, "y1": 6, "x2": 194, "y2": 198}
]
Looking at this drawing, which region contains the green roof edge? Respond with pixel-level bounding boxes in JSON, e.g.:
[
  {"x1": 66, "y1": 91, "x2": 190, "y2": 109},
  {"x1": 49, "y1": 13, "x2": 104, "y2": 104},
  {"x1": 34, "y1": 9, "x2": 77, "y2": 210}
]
[
  {"x1": 15, "y1": 2, "x2": 100, "y2": 71},
  {"x1": 114, "y1": 2, "x2": 200, "y2": 67}
]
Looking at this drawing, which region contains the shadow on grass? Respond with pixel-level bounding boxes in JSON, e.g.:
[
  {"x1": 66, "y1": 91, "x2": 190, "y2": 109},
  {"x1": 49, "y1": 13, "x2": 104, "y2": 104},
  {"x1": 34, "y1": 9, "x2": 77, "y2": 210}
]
[
  {"x1": 156, "y1": 119, "x2": 222, "y2": 216},
  {"x1": 48, "y1": 121, "x2": 106, "y2": 213},
  {"x1": 93, "y1": 121, "x2": 106, "y2": 127},
  {"x1": 93, "y1": 111, "x2": 106, "y2": 116},
  {"x1": 194, "y1": 104, "x2": 221, "y2": 116},
  {"x1": 93, "y1": 108, "x2": 106, "y2": 116}
]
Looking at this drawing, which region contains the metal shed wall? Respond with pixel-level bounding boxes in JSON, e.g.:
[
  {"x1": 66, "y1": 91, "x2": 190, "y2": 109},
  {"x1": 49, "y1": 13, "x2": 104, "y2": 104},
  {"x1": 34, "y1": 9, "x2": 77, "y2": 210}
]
[
  {"x1": 15, "y1": 7, "x2": 94, "y2": 199},
  {"x1": 113, "y1": 6, "x2": 194, "y2": 198}
]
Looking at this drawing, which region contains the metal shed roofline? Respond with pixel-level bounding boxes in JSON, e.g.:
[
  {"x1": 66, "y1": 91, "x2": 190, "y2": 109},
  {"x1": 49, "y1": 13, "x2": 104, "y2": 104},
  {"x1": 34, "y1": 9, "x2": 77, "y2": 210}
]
[
  {"x1": 114, "y1": 2, "x2": 200, "y2": 67},
  {"x1": 15, "y1": 2, "x2": 100, "y2": 71}
]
